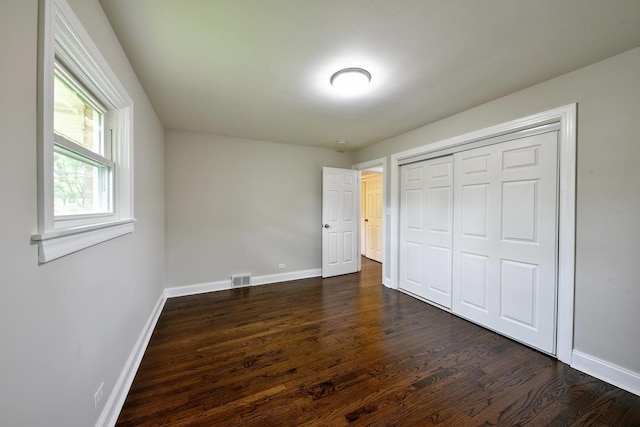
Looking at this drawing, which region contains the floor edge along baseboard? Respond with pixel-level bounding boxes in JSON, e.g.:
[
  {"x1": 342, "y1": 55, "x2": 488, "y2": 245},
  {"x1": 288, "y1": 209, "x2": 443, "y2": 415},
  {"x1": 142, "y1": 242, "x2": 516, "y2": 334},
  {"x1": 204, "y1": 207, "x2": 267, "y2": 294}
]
[
  {"x1": 97, "y1": 268, "x2": 322, "y2": 426},
  {"x1": 572, "y1": 350, "x2": 640, "y2": 397},
  {"x1": 96, "y1": 294, "x2": 166, "y2": 427},
  {"x1": 164, "y1": 268, "x2": 322, "y2": 299}
]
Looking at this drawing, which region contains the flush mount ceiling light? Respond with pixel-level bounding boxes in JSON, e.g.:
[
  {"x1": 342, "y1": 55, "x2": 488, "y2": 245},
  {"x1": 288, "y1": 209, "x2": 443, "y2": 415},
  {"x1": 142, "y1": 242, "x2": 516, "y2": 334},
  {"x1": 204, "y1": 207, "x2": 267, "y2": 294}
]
[{"x1": 330, "y1": 67, "x2": 371, "y2": 95}]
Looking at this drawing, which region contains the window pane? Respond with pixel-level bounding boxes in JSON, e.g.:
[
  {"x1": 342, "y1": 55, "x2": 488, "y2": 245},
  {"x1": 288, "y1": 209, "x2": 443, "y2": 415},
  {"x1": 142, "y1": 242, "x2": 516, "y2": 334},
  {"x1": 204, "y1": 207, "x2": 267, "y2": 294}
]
[
  {"x1": 54, "y1": 72, "x2": 104, "y2": 155},
  {"x1": 54, "y1": 145, "x2": 112, "y2": 216}
]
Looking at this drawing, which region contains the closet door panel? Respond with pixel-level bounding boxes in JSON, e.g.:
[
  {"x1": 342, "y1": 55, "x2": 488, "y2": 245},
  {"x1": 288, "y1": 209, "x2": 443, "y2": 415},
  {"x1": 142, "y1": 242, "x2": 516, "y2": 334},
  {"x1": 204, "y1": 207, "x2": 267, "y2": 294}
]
[
  {"x1": 399, "y1": 164, "x2": 426, "y2": 298},
  {"x1": 452, "y1": 131, "x2": 558, "y2": 354},
  {"x1": 400, "y1": 156, "x2": 453, "y2": 308}
]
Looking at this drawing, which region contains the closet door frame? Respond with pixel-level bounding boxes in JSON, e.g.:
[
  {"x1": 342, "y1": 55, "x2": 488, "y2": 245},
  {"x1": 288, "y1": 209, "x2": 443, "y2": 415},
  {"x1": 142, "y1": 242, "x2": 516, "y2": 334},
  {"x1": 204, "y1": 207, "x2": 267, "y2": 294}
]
[{"x1": 389, "y1": 104, "x2": 576, "y2": 364}]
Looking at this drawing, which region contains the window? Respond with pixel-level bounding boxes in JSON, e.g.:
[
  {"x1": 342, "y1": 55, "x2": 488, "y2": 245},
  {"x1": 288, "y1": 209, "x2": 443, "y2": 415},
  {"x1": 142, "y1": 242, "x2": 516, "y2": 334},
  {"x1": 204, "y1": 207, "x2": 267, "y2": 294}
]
[
  {"x1": 54, "y1": 67, "x2": 113, "y2": 217},
  {"x1": 32, "y1": 0, "x2": 134, "y2": 263}
]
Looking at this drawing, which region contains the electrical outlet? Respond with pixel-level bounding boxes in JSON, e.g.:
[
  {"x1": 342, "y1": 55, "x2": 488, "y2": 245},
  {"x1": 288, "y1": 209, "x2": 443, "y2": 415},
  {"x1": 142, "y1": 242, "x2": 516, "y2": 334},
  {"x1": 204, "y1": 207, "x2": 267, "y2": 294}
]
[
  {"x1": 278, "y1": 263, "x2": 286, "y2": 269},
  {"x1": 94, "y1": 382, "x2": 104, "y2": 410}
]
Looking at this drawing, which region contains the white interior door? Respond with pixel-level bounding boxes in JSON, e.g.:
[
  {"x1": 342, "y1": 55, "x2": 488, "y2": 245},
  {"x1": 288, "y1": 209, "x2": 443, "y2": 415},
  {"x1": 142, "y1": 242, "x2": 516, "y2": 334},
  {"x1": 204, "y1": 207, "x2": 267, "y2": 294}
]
[
  {"x1": 322, "y1": 167, "x2": 359, "y2": 278},
  {"x1": 452, "y1": 131, "x2": 558, "y2": 353},
  {"x1": 399, "y1": 156, "x2": 454, "y2": 308},
  {"x1": 365, "y1": 173, "x2": 383, "y2": 263}
]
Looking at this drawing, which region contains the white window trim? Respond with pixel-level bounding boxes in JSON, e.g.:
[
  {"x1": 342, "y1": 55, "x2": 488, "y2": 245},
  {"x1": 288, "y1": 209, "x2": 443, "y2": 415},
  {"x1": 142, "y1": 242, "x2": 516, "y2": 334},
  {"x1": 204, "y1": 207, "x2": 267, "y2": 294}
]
[{"x1": 33, "y1": 0, "x2": 135, "y2": 263}]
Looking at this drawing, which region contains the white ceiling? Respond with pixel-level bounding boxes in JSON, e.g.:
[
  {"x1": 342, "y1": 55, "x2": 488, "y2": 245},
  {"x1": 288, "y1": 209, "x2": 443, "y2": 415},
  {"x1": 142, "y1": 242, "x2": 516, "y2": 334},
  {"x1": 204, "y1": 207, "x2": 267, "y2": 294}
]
[{"x1": 99, "y1": 0, "x2": 640, "y2": 151}]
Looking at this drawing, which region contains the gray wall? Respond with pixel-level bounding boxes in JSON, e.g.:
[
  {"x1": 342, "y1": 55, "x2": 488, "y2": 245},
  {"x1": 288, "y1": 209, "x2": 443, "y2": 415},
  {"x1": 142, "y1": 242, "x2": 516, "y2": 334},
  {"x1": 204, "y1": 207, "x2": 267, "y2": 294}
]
[
  {"x1": 1, "y1": 1, "x2": 638, "y2": 425},
  {"x1": 352, "y1": 47, "x2": 640, "y2": 376},
  {"x1": 0, "y1": 1, "x2": 165, "y2": 426},
  {"x1": 165, "y1": 131, "x2": 351, "y2": 287}
]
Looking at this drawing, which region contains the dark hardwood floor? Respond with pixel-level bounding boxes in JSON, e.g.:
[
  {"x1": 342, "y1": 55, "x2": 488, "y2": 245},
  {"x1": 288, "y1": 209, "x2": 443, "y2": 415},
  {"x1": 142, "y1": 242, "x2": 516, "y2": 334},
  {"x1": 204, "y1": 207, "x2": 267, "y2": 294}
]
[{"x1": 117, "y1": 258, "x2": 640, "y2": 426}]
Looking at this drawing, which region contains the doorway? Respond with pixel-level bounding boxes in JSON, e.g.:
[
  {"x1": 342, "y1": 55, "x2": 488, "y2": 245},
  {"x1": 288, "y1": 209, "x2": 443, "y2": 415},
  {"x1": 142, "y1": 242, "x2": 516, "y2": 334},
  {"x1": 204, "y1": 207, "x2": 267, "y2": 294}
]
[
  {"x1": 354, "y1": 158, "x2": 387, "y2": 282},
  {"x1": 361, "y1": 170, "x2": 383, "y2": 263}
]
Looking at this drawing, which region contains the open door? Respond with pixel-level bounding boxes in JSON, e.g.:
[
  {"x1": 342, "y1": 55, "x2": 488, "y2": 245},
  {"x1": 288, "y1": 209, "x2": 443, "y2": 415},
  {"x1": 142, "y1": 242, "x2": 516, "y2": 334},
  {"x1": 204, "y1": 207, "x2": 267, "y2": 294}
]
[{"x1": 322, "y1": 167, "x2": 359, "y2": 278}]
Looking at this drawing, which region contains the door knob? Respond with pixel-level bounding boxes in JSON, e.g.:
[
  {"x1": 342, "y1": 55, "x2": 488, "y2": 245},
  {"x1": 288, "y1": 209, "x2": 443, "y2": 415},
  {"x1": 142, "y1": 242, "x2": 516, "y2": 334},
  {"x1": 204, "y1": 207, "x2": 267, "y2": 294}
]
[{"x1": 324, "y1": 224, "x2": 330, "y2": 228}]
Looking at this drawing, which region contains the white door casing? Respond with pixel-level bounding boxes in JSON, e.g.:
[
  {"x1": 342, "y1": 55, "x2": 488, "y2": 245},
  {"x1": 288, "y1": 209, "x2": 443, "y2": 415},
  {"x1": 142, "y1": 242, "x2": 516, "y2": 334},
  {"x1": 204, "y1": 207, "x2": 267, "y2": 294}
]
[
  {"x1": 360, "y1": 180, "x2": 367, "y2": 254},
  {"x1": 452, "y1": 131, "x2": 559, "y2": 354},
  {"x1": 365, "y1": 173, "x2": 383, "y2": 263},
  {"x1": 322, "y1": 167, "x2": 359, "y2": 278},
  {"x1": 399, "y1": 156, "x2": 454, "y2": 308}
]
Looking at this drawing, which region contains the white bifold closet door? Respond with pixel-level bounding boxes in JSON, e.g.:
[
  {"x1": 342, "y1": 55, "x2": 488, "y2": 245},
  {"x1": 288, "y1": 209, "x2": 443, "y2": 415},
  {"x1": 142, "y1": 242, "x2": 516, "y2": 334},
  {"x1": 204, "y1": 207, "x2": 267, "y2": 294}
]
[
  {"x1": 452, "y1": 131, "x2": 558, "y2": 354},
  {"x1": 399, "y1": 130, "x2": 559, "y2": 354},
  {"x1": 399, "y1": 156, "x2": 454, "y2": 308}
]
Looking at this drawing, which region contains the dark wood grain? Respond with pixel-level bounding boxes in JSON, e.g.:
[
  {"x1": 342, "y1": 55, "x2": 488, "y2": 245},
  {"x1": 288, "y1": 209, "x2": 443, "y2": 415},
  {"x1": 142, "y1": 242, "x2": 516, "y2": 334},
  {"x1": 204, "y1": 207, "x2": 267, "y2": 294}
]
[{"x1": 117, "y1": 258, "x2": 640, "y2": 426}]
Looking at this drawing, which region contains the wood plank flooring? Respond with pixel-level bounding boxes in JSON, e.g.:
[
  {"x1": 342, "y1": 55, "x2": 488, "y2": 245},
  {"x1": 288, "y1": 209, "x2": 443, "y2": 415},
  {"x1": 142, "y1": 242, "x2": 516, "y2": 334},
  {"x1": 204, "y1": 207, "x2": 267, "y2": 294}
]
[{"x1": 117, "y1": 258, "x2": 640, "y2": 426}]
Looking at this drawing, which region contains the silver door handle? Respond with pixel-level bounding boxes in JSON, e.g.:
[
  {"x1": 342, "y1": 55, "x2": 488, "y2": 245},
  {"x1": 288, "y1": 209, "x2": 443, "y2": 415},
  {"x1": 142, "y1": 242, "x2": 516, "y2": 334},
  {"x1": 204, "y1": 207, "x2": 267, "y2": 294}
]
[{"x1": 323, "y1": 224, "x2": 330, "y2": 228}]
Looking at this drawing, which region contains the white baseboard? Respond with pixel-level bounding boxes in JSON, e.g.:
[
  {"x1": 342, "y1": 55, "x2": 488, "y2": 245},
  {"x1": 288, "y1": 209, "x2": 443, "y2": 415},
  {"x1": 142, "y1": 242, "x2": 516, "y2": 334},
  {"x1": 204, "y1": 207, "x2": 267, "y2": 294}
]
[
  {"x1": 252, "y1": 268, "x2": 321, "y2": 286},
  {"x1": 572, "y1": 350, "x2": 640, "y2": 396},
  {"x1": 164, "y1": 268, "x2": 322, "y2": 298},
  {"x1": 164, "y1": 278, "x2": 231, "y2": 298},
  {"x1": 95, "y1": 293, "x2": 167, "y2": 427}
]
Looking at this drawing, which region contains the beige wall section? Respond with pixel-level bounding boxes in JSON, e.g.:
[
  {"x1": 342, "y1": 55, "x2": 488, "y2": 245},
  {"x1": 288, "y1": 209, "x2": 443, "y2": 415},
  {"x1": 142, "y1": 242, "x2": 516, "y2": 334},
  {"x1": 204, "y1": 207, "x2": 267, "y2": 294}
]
[
  {"x1": 352, "y1": 47, "x2": 640, "y2": 376},
  {"x1": 165, "y1": 131, "x2": 351, "y2": 287},
  {"x1": 0, "y1": 1, "x2": 165, "y2": 426}
]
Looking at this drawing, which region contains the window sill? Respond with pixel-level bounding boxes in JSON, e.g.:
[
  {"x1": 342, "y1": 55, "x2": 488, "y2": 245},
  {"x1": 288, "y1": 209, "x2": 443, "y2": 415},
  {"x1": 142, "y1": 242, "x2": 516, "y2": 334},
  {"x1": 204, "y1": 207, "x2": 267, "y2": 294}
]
[{"x1": 31, "y1": 219, "x2": 135, "y2": 263}]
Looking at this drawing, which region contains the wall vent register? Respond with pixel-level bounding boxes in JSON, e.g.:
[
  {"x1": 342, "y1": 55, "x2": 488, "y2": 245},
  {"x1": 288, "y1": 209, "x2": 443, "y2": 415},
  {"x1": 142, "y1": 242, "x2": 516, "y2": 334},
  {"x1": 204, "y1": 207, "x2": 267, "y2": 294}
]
[{"x1": 231, "y1": 274, "x2": 251, "y2": 288}]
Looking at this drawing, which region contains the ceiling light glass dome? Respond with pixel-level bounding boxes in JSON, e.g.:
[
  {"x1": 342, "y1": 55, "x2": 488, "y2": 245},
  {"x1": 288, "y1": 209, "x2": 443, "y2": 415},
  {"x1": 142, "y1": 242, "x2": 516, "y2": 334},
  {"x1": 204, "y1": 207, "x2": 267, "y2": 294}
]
[{"x1": 330, "y1": 68, "x2": 371, "y2": 95}]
